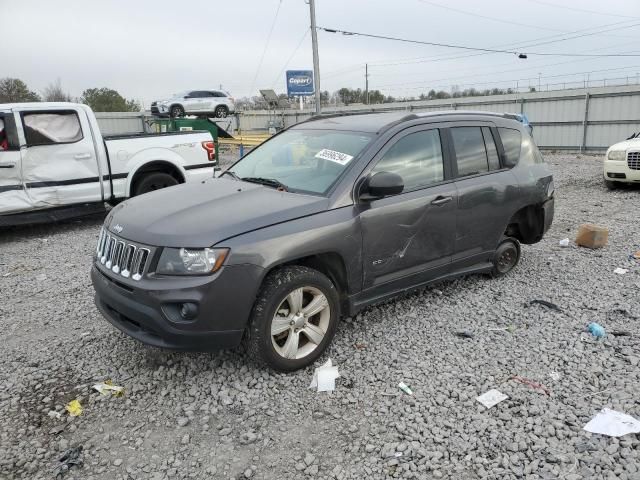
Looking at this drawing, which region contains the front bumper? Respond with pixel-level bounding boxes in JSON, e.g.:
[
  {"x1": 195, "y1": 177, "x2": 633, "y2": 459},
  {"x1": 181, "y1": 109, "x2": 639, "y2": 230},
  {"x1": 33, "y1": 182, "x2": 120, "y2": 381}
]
[
  {"x1": 542, "y1": 196, "x2": 554, "y2": 234},
  {"x1": 604, "y1": 160, "x2": 640, "y2": 183},
  {"x1": 91, "y1": 262, "x2": 263, "y2": 351}
]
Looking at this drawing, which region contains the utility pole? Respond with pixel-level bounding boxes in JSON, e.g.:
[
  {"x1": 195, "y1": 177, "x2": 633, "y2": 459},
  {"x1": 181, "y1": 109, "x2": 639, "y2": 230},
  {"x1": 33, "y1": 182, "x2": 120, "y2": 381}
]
[
  {"x1": 538, "y1": 73, "x2": 541, "y2": 92},
  {"x1": 309, "y1": 0, "x2": 322, "y2": 114},
  {"x1": 365, "y1": 64, "x2": 369, "y2": 105}
]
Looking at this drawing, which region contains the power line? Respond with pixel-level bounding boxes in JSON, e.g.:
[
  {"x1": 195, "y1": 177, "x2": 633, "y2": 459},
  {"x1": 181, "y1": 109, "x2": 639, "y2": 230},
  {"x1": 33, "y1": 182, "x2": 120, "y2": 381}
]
[
  {"x1": 319, "y1": 26, "x2": 640, "y2": 57},
  {"x1": 371, "y1": 40, "x2": 640, "y2": 84},
  {"x1": 525, "y1": 0, "x2": 640, "y2": 20},
  {"x1": 321, "y1": 19, "x2": 639, "y2": 79},
  {"x1": 415, "y1": 0, "x2": 564, "y2": 32},
  {"x1": 380, "y1": 64, "x2": 640, "y2": 92},
  {"x1": 367, "y1": 20, "x2": 639, "y2": 68},
  {"x1": 271, "y1": 28, "x2": 310, "y2": 88},
  {"x1": 249, "y1": 0, "x2": 283, "y2": 96}
]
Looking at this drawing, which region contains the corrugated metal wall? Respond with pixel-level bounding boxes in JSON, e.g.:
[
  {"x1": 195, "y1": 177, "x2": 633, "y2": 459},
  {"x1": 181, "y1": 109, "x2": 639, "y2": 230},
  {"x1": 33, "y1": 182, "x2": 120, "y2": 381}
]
[
  {"x1": 95, "y1": 84, "x2": 640, "y2": 151},
  {"x1": 94, "y1": 112, "x2": 147, "y2": 135}
]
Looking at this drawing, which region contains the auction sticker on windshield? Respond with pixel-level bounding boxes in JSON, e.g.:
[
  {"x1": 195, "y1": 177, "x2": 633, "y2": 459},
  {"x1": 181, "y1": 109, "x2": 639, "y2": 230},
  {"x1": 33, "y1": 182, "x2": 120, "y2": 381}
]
[{"x1": 315, "y1": 149, "x2": 354, "y2": 165}]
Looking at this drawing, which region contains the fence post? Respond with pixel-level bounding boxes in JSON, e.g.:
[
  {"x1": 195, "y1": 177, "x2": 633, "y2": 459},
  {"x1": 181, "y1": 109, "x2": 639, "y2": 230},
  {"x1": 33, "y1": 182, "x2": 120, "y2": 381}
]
[
  {"x1": 580, "y1": 92, "x2": 590, "y2": 153},
  {"x1": 140, "y1": 113, "x2": 146, "y2": 133},
  {"x1": 520, "y1": 97, "x2": 525, "y2": 114}
]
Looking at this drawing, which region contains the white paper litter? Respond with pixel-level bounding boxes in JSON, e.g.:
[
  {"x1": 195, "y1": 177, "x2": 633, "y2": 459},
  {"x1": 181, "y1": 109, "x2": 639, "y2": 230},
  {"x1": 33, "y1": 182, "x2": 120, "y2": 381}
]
[
  {"x1": 614, "y1": 267, "x2": 628, "y2": 275},
  {"x1": 47, "y1": 410, "x2": 62, "y2": 419},
  {"x1": 92, "y1": 382, "x2": 125, "y2": 397},
  {"x1": 398, "y1": 382, "x2": 413, "y2": 395},
  {"x1": 308, "y1": 359, "x2": 340, "y2": 392},
  {"x1": 559, "y1": 238, "x2": 570, "y2": 247},
  {"x1": 549, "y1": 371, "x2": 562, "y2": 381},
  {"x1": 583, "y1": 408, "x2": 640, "y2": 437},
  {"x1": 476, "y1": 389, "x2": 508, "y2": 409}
]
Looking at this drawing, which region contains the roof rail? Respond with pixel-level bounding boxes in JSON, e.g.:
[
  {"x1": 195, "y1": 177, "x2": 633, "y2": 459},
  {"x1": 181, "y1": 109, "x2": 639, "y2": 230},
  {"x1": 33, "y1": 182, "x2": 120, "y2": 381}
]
[{"x1": 297, "y1": 111, "x2": 381, "y2": 124}]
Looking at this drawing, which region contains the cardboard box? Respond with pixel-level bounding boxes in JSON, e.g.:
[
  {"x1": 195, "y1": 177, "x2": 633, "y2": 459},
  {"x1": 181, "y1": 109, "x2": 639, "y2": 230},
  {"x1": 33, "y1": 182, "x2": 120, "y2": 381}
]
[{"x1": 575, "y1": 224, "x2": 608, "y2": 249}]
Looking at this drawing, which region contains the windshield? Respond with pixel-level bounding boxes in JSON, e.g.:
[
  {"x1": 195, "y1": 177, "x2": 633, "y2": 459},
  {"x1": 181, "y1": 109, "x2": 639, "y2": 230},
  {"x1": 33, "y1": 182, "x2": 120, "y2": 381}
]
[{"x1": 229, "y1": 129, "x2": 373, "y2": 195}]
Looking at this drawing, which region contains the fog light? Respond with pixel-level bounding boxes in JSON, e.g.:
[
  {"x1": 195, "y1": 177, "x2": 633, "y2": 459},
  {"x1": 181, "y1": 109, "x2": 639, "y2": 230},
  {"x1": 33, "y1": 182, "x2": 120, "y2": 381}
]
[{"x1": 180, "y1": 302, "x2": 198, "y2": 320}]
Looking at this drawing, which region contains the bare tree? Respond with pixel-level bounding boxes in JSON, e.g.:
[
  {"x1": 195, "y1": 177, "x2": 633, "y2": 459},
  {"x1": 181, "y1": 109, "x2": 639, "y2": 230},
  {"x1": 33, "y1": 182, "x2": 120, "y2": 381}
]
[{"x1": 42, "y1": 79, "x2": 72, "y2": 102}]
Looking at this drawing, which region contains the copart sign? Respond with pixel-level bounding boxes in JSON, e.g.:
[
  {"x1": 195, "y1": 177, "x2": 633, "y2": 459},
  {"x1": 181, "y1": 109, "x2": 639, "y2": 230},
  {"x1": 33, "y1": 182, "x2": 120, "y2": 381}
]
[{"x1": 286, "y1": 70, "x2": 314, "y2": 96}]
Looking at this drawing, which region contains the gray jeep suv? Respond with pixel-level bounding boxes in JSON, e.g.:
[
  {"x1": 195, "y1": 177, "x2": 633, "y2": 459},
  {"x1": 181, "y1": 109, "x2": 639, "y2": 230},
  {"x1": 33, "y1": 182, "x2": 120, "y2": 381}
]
[{"x1": 91, "y1": 111, "x2": 554, "y2": 371}]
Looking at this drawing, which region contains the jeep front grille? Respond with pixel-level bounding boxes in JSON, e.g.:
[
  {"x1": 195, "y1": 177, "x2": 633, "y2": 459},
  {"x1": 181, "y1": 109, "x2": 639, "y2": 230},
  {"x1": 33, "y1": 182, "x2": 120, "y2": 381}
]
[
  {"x1": 628, "y1": 151, "x2": 640, "y2": 170},
  {"x1": 96, "y1": 228, "x2": 150, "y2": 281}
]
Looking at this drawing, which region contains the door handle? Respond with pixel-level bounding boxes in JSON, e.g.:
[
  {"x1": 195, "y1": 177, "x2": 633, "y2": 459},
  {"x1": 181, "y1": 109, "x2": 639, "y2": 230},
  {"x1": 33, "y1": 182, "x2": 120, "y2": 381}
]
[
  {"x1": 431, "y1": 196, "x2": 453, "y2": 206},
  {"x1": 0, "y1": 162, "x2": 16, "y2": 168},
  {"x1": 74, "y1": 153, "x2": 92, "y2": 160}
]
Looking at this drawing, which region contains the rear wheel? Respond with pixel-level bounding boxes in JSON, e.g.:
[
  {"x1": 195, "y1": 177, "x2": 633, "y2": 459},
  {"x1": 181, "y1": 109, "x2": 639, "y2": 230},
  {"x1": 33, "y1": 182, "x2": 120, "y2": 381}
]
[
  {"x1": 491, "y1": 237, "x2": 521, "y2": 277},
  {"x1": 133, "y1": 172, "x2": 179, "y2": 196},
  {"x1": 245, "y1": 266, "x2": 340, "y2": 371},
  {"x1": 214, "y1": 106, "x2": 228, "y2": 118}
]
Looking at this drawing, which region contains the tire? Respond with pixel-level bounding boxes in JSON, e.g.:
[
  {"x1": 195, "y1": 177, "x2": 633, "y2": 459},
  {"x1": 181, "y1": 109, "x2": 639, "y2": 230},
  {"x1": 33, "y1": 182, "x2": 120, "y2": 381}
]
[
  {"x1": 604, "y1": 179, "x2": 619, "y2": 190},
  {"x1": 245, "y1": 265, "x2": 341, "y2": 371},
  {"x1": 133, "y1": 172, "x2": 179, "y2": 196},
  {"x1": 491, "y1": 237, "x2": 521, "y2": 277},
  {"x1": 170, "y1": 105, "x2": 185, "y2": 118},
  {"x1": 214, "y1": 106, "x2": 228, "y2": 118}
]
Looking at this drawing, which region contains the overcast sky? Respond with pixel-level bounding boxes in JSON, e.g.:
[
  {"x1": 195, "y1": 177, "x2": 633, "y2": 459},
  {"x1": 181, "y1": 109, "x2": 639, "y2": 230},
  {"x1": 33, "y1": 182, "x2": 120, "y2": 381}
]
[{"x1": 4, "y1": 0, "x2": 640, "y2": 106}]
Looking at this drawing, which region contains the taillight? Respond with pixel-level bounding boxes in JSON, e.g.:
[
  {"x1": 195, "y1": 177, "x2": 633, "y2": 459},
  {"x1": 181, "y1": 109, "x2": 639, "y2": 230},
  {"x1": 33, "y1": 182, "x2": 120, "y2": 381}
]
[{"x1": 201, "y1": 141, "x2": 215, "y2": 161}]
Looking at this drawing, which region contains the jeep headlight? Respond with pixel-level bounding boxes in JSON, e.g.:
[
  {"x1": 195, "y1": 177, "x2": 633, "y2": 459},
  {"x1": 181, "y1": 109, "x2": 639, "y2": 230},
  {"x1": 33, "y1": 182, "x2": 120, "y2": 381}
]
[
  {"x1": 156, "y1": 247, "x2": 228, "y2": 275},
  {"x1": 608, "y1": 150, "x2": 626, "y2": 161}
]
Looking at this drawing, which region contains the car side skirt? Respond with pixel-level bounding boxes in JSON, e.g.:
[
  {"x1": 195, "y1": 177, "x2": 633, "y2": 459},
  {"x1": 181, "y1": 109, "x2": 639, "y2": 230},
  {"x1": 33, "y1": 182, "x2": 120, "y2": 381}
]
[{"x1": 347, "y1": 261, "x2": 493, "y2": 316}]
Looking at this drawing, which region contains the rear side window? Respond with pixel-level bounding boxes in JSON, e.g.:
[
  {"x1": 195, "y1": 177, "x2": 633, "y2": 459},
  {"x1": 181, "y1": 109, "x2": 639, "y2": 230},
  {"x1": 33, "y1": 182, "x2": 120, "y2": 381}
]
[
  {"x1": 498, "y1": 128, "x2": 522, "y2": 168},
  {"x1": 450, "y1": 127, "x2": 489, "y2": 177},
  {"x1": 22, "y1": 111, "x2": 83, "y2": 146},
  {"x1": 0, "y1": 114, "x2": 19, "y2": 150},
  {"x1": 372, "y1": 129, "x2": 444, "y2": 191},
  {"x1": 482, "y1": 127, "x2": 501, "y2": 170}
]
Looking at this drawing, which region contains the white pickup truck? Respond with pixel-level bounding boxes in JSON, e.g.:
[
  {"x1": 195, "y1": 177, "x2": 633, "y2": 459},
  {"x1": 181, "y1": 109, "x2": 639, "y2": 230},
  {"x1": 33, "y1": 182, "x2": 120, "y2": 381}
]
[{"x1": 0, "y1": 102, "x2": 217, "y2": 226}]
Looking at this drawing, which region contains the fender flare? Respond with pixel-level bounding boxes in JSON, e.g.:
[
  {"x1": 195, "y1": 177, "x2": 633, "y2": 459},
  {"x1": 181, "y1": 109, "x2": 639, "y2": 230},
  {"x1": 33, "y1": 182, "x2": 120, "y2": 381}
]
[{"x1": 123, "y1": 149, "x2": 186, "y2": 197}]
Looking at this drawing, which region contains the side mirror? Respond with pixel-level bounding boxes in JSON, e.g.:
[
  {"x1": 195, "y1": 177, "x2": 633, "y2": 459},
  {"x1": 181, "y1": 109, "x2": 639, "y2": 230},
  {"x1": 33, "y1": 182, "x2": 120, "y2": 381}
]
[{"x1": 360, "y1": 171, "x2": 404, "y2": 201}]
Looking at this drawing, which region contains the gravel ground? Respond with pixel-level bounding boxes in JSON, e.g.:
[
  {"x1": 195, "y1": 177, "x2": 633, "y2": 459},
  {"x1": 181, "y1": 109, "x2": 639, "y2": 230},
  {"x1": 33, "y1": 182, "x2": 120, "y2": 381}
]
[{"x1": 1, "y1": 154, "x2": 639, "y2": 480}]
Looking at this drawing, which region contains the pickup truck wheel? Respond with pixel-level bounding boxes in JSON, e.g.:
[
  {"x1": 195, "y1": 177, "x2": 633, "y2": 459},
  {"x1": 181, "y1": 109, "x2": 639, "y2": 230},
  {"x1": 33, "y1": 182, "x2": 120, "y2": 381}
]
[
  {"x1": 214, "y1": 106, "x2": 228, "y2": 118},
  {"x1": 245, "y1": 266, "x2": 340, "y2": 371},
  {"x1": 133, "y1": 172, "x2": 179, "y2": 196},
  {"x1": 491, "y1": 237, "x2": 520, "y2": 277},
  {"x1": 170, "y1": 105, "x2": 185, "y2": 118}
]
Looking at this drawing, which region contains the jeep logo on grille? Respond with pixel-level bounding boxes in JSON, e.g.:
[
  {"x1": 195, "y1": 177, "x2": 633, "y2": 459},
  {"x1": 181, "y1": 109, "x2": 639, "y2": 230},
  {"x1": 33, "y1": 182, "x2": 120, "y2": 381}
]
[{"x1": 113, "y1": 224, "x2": 124, "y2": 234}]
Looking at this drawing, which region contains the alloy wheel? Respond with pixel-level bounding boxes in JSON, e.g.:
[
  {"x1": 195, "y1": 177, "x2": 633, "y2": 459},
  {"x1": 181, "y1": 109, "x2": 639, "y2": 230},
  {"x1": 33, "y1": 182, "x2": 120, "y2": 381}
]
[{"x1": 270, "y1": 286, "x2": 331, "y2": 360}]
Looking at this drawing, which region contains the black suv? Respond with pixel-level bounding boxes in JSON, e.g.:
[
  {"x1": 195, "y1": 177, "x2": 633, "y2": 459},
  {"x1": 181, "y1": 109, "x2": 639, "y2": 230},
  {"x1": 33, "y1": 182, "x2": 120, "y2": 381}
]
[{"x1": 92, "y1": 111, "x2": 554, "y2": 371}]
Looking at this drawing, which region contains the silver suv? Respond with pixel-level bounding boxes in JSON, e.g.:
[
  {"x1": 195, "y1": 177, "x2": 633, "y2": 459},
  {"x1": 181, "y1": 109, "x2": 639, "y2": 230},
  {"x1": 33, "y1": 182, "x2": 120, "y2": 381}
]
[{"x1": 151, "y1": 90, "x2": 235, "y2": 118}]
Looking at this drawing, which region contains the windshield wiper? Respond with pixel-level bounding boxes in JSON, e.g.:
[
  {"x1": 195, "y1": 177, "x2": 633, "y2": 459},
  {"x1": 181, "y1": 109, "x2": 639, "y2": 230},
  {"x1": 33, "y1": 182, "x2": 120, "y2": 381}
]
[
  {"x1": 220, "y1": 170, "x2": 241, "y2": 181},
  {"x1": 242, "y1": 177, "x2": 289, "y2": 191}
]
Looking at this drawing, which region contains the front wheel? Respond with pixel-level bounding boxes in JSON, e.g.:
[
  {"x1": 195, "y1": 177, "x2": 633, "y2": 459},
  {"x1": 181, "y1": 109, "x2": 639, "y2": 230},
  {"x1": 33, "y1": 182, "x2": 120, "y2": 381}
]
[
  {"x1": 245, "y1": 266, "x2": 340, "y2": 371},
  {"x1": 170, "y1": 105, "x2": 185, "y2": 118},
  {"x1": 604, "y1": 179, "x2": 619, "y2": 190},
  {"x1": 491, "y1": 237, "x2": 521, "y2": 277}
]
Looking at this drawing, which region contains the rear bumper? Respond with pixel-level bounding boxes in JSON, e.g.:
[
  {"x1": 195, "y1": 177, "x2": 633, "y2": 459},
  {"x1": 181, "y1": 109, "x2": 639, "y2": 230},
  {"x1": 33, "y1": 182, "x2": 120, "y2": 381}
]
[
  {"x1": 91, "y1": 262, "x2": 263, "y2": 351},
  {"x1": 604, "y1": 160, "x2": 640, "y2": 182}
]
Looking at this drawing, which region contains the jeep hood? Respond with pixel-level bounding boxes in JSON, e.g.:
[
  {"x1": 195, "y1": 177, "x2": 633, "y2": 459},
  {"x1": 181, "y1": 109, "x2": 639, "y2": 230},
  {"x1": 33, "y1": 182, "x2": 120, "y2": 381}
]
[{"x1": 105, "y1": 178, "x2": 330, "y2": 247}]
